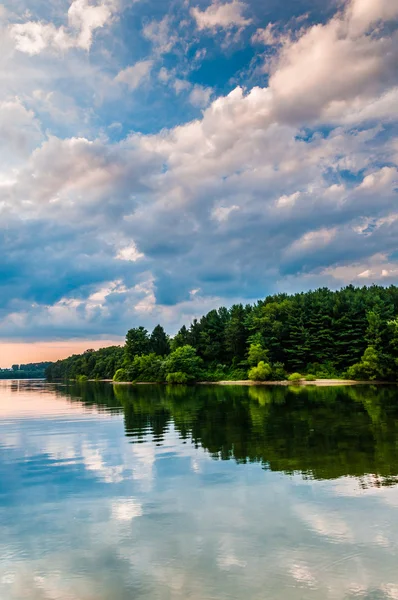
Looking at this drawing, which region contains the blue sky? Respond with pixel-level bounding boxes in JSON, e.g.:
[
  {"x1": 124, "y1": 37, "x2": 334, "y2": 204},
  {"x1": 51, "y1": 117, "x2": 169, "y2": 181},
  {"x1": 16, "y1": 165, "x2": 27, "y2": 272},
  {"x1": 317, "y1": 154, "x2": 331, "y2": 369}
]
[{"x1": 0, "y1": 0, "x2": 398, "y2": 359}]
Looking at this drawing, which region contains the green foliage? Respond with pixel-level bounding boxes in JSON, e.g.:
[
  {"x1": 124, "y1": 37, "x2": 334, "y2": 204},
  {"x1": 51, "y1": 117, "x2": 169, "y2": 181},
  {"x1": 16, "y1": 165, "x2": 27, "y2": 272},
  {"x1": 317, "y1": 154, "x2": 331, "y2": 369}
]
[
  {"x1": 166, "y1": 372, "x2": 190, "y2": 384},
  {"x1": 347, "y1": 346, "x2": 384, "y2": 381},
  {"x1": 0, "y1": 362, "x2": 52, "y2": 380},
  {"x1": 125, "y1": 327, "x2": 150, "y2": 363},
  {"x1": 305, "y1": 374, "x2": 317, "y2": 381},
  {"x1": 170, "y1": 325, "x2": 191, "y2": 351},
  {"x1": 46, "y1": 346, "x2": 124, "y2": 381},
  {"x1": 288, "y1": 372, "x2": 302, "y2": 382},
  {"x1": 47, "y1": 285, "x2": 398, "y2": 383},
  {"x1": 223, "y1": 368, "x2": 248, "y2": 381},
  {"x1": 76, "y1": 374, "x2": 88, "y2": 383},
  {"x1": 224, "y1": 304, "x2": 248, "y2": 362},
  {"x1": 163, "y1": 345, "x2": 203, "y2": 381},
  {"x1": 305, "y1": 361, "x2": 340, "y2": 379},
  {"x1": 126, "y1": 353, "x2": 163, "y2": 382},
  {"x1": 247, "y1": 343, "x2": 269, "y2": 366},
  {"x1": 270, "y1": 362, "x2": 287, "y2": 381},
  {"x1": 113, "y1": 369, "x2": 128, "y2": 382},
  {"x1": 248, "y1": 361, "x2": 272, "y2": 381},
  {"x1": 150, "y1": 325, "x2": 170, "y2": 356},
  {"x1": 201, "y1": 365, "x2": 248, "y2": 382}
]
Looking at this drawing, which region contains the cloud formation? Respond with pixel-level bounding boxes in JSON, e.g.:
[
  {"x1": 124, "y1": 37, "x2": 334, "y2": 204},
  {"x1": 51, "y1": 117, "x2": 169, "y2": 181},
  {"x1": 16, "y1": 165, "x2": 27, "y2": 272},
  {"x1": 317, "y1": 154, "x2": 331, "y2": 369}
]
[
  {"x1": 0, "y1": 0, "x2": 398, "y2": 342},
  {"x1": 191, "y1": 0, "x2": 252, "y2": 31},
  {"x1": 9, "y1": 0, "x2": 118, "y2": 54},
  {"x1": 115, "y1": 60, "x2": 154, "y2": 89}
]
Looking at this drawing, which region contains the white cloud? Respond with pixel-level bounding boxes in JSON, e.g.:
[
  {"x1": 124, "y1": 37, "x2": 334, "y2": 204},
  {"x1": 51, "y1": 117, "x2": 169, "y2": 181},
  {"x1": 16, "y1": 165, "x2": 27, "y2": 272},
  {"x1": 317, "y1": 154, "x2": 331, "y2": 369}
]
[
  {"x1": 358, "y1": 167, "x2": 398, "y2": 191},
  {"x1": 189, "y1": 84, "x2": 213, "y2": 108},
  {"x1": 68, "y1": 0, "x2": 114, "y2": 50},
  {"x1": 288, "y1": 228, "x2": 337, "y2": 253},
  {"x1": 322, "y1": 254, "x2": 398, "y2": 284},
  {"x1": 2, "y1": 0, "x2": 398, "y2": 339},
  {"x1": 276, "y1": 191, "x2": 300, "y2": 208},
  {"x1": 9, "y1": 0, "x2": 117, "y2": 55},
  {"x1": 116, "y1": 243, "x2": 145, "y2": 262},
  {"x1": 191, "y1": 0, "x2": 252, "y2": 31},
  {"x1": 0, "y1": 97, "x2": 43, "y2": 165},
  {"x1": 211, "y1": 204, "x2": 239, "y2": 222},
  {"x1": 263, "y1": 0, "x2": 398, "y2": 124},
  {"x1": 252, "y1": 23, "x2": 279, "y2": 46},
  {"x1": 158, "y1": 67, "x2": 171, "y2": 83},
  {"x1": 115, "y1": 60, "x2": 153, "y2": 89},
  {"x1": 348, "y1": 0, "x2": 398, "y2": 35},
  {"x1": 142, "y1": 15, "x2": 176, "y2": 54},
  {"x1": 173, "y1": 78, "x2": 192, "y2": 94}
]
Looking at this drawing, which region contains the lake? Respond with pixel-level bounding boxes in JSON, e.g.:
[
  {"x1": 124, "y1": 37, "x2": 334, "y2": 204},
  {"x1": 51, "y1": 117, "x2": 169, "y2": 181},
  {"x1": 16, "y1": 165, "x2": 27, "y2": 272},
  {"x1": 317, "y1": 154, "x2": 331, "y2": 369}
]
[{"x1": 1, "y1": 380, "x2": 398, "y2": 599}]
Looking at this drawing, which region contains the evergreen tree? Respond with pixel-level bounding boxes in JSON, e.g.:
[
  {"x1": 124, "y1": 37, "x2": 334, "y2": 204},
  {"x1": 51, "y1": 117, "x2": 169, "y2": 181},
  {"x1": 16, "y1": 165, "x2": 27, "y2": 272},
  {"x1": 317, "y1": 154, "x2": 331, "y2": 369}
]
[
  {"x1": 224, "y1": 304, "x2": 248, "y2": 363},
  {"x1": 125, "y1": 327, "x2": 150, "y2": 363},
  {"x1": 150, "y1": 325, "x2": 170, "y2": 356}
]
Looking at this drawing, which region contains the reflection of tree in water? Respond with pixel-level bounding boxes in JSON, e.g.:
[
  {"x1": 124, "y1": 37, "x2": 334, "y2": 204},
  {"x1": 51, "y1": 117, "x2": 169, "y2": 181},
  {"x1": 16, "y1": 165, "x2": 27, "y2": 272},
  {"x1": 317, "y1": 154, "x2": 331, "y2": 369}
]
[
  {"x1": 59, "y1": 381, "x2": 123, "y2": 413},
  {"x1": 56, "y1": 382, "x2": 398, "y2": 485}
]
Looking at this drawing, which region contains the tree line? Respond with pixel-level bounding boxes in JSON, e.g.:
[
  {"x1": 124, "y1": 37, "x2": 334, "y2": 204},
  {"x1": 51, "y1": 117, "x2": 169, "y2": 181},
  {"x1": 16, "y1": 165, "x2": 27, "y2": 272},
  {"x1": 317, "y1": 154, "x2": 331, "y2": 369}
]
[
  {"x1": 46, "y1": 285, "x2": 398, "y2": 383},
  {"x1": 0, "y1": 362, "x2": 52, "y2": 379}
]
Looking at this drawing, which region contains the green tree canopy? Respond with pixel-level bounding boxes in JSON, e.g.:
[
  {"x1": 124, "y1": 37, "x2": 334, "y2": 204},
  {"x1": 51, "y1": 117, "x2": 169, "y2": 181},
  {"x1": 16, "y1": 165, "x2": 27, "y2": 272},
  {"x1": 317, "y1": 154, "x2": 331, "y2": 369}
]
[
  {"x1": 125, "y1": 327, "x2": 150, "y2": 363},
  {"x1": 163, "y1": 345, "x2": 203, "y2": 381},
  {"x1": 150, "y1": 325, "x2": 170, "y2": 356}
]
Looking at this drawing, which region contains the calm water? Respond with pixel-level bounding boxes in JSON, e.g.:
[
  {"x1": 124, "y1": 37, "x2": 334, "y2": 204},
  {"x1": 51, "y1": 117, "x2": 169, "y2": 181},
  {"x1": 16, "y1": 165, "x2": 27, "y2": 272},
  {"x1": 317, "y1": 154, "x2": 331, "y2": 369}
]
[{"x1": 1, "y1": 381, "x2": 398, "y2": 600}]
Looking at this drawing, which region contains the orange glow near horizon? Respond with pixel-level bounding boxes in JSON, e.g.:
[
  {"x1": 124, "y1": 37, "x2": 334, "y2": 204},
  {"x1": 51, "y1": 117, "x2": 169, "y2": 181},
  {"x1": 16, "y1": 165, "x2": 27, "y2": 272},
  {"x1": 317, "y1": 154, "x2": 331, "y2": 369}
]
[{"x1": 0, "y1": 339, "x2": 124, "y2": 368}]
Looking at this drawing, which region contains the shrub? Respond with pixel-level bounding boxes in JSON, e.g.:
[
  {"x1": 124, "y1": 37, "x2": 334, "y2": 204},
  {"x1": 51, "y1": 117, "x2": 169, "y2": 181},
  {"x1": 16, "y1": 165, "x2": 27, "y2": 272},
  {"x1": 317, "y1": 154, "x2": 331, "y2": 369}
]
[
  {"x1": 248, "y1": 361, "x2": 272, "y2": 381},
  {"x1": 126, "y1": 353, "x2": 163, "y2": 382},
  {"x1": 288, "y1": 372, "x2": 302, "y2": 382},
  {"x1": 346, "y1": 346, "x2": 383, "y2": 381},
  {"x1": 271, "y1": 362, "x2": 287, "y2": 381},
  {"x1": 76, "y1": 374, "x2": 88, "y2": 383},
  {"x1": 204, "y1": 366, "x2": 248, "y2": 381},
  {"x1": 305, "y1": 374, "x2": 317, "y2": 381},
  {"x1": 225, "y1": 368, "x2": 248, "y2": 381},
  {"x1": 166, "y1": 372, "x2": 190, "y2": 384},
  {"x1": 248, "y1": 344, "x2": 269, "y2": 367},
  {"x1": 163, "y1": 345, "x2": 203, "y2": 381},
  {"x1": 306, "y1": 361, "x2": 340, "y2": 379},
  {"x1": 113, "y1": 368, "x2": 128, "y2": 382}
]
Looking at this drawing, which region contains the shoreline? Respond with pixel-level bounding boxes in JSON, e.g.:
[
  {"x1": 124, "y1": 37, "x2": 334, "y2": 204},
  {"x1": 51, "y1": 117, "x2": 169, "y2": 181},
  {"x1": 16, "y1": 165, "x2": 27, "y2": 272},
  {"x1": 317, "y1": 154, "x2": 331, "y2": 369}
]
[{"x1": 103, "y1": 379, "x2": 396, "y2": 387}]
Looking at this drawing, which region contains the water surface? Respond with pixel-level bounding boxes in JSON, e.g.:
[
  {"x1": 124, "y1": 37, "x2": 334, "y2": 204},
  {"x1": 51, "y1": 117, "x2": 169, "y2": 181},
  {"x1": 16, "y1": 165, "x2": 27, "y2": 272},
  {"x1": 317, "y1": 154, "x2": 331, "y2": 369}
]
[{"x1": 1, "y1": 380, "x2": 398, "y2": 599}]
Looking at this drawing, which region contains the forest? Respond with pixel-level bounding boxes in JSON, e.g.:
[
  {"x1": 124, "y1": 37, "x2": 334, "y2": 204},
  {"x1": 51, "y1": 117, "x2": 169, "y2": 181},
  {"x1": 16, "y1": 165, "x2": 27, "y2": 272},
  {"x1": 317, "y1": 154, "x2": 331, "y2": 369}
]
[
  {"x1": 46, "y1": 285, "x2": 398, "y2": 383},
  {"x1": 0, "y1": 362, "x2": 52, "y2": 379}
]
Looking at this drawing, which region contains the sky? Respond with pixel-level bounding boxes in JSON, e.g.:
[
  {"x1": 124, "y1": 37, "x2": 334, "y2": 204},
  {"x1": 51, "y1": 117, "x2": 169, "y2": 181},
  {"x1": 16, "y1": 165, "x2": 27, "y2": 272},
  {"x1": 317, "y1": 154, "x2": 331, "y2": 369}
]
[{"x1": 0, "y1": 0, "x2": 398, "y2": 366}]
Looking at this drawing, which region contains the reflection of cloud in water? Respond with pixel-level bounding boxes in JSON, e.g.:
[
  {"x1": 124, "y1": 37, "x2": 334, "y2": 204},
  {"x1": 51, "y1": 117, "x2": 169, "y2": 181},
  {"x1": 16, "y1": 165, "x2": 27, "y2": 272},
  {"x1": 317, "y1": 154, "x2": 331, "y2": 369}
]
[
  {"x1": 289, "y1": 562, "x2": 316, "y2": 587},
  {"x1": 331, "y1": 477, "x2": 398, "y2": 507},
  {"x1": 130, "y1": 442, "x2": 155, "y2": 490},
  {"x1": 2, "y1": 383, "x2": 398, "y2": 600},
  {"x1": 191, "y1": 458, "x2": 201, "y2": 473},
  {"x1": 295, "y1": 502, "x2": 353, "y2": 542},
  {"x1": 45, "y1": 436, "x2": 77, "y2": 463},
  {"x1": 383, "y1": 584, "x2": 398, "y2": 599},
  {"x1": 217, "y1": 535, "x2": 247, "y2": 570},
  {"x1": 111, "y1": 499, "x2": 143, "y2": 521},
  {"x1": 81, "y1": 442, "x2": 124, "y2": 484}
]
